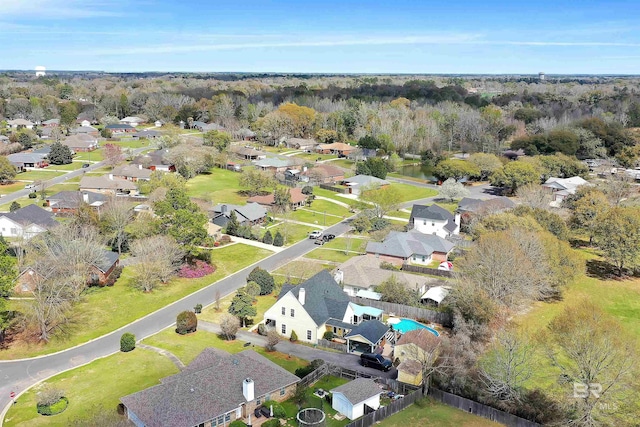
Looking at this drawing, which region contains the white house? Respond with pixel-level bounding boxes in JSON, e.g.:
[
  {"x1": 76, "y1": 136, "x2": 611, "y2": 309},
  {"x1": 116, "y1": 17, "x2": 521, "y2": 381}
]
[
  {"x1": 263, "y1": 270, "x2": 382, "y2": 344},
  {"x1": 342, "y1": 175, "x2": 389, "y2": 196},
  {"x1": 120, "y1": 116, "x2": 145, "y2": 126},
  {"x1": 0, "y1": 205, "x2": 57, "y2": 239},
  {"x1": 409, "y1": 204, "x2": 459, "y2": 239},
  {"x1": 542, "y1": 176, "x2": 589, "y2": 204},
  {"x1": 331, "y1": 378, "x2": 381, "y2": 420},
  {"x1": 7, "y1": 119, "x2": 34, "y2": 130}
]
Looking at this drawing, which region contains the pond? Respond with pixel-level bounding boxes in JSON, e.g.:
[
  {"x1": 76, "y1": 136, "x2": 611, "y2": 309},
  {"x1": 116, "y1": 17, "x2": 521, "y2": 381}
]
[{"x1": 399, "y1": 164, "x2": 437, "y2": 181}]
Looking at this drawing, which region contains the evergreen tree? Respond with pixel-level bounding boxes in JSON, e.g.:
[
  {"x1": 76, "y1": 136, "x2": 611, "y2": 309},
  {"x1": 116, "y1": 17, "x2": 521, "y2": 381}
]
[
  {"x1": 228, "y1": 290, "x2": 257, "y2": 327},
  {"x1": 9, "y1": 201, "x2": 20, "y2": 213},
  {"x1": 225, "y1": 210, "x2": 239, "y2": 236},
  {"x1": 273, "y1": 231, "x2": 284, "y2": 247},
  {"x1": 262, "y1": 230, "x2": 273, "y2": 245},
  {"x1": 48, "y1": 142, "x2": 73, "y2": 165}
]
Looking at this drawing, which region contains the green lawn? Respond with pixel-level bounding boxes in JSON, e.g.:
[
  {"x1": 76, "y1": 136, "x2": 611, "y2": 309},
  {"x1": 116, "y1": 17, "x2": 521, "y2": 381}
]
[
  {"x1": 18, "y1": 170, "x2": 66, "y2": 182},
  {"x1": 281, "y1": 375, "x2": 351, "y2": 427},
  {"x1": 431, "y1": 201, "x2": 459, "y2": 213},
  {"x1": 108, "y1": 139, "x2": 149, "y2": 149},
  {"x1": 272, "y1": 261, "x2": 330, "y2": 283},
  {"x1": 265, "y1": 221, "x2": 318, "y2": 245},
  {"x1": 378, "y1": 397, "x2": 501, "y2": 427},
  {"x1": 307, "y1": 199, "x2": 352, "y2": 217},
  {"x1": 0, "y1": 244, "x2": 272, "y2": 360},
  {"x1": 3, "y1": 348, "x2": 178, "y2": 427},
  {"x1": 186, "y1": 168, "x2": 246, "y2": 204},
  {"x1": 386, "y1": 210, "x2": 411, "y2": 219},
  {"x1": 313, "y1": 188, "x2": 364, "y2": 208},
  {"x1": 390, "y1": 183, "x2": 438, "y2": 202},
  {"x1": 0, "y1": 182, "x2": 26, "y2": 195},
  {"x1": 73, "y1": 149, "x2": 104, "y2": 161},
  {"x1": 293, "y1": 152, "x2": 338, "y2": 163},
  {"x1": 199, "y1": 292, "x2": 278, "y2": 328},
  {"x1": 143, "y1": 328, "x2": 308, "y2": 373},
  {"x1": 47, "y1": 162, "x2": 84, "y2": 171},
  {"x1": 303, "y1": 249, "x2": 357, "y2": 264},
  {"x1": 329, "y1": 159, "x2": 355, "y2": 170},
  {"x1": 289, "y1": 208, "x2": 344, "y2": 227},
  {"x1": 321, "y1": 237, "x2": 367, "y2": 252}
]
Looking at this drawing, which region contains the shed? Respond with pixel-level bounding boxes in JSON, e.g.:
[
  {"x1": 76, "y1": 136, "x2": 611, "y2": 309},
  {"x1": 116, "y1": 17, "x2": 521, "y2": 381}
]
[{"x1": 331, "y1": 378, "x2": 381, "y2": 420}]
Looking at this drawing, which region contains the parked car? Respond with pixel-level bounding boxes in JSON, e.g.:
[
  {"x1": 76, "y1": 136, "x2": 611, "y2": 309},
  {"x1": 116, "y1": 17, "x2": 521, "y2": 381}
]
[
  {"x1": 82, "y1": 163, "x2": 90, "y2": 168},
  {"x1": 24, "y1": 184, "x2": 36, "y2": 189},
  {"x1": 325, "y1": 234, "x2": 335, "y2": 241},
  {"x1": 309, "y1": 231, "x2": 322, "y2": 239},
  {"x1": 314, "y1": 238, "x2": 325, "y2": 245},
  {"x1": 360, "y1": 353, "x2": 392, "y2": 371}
]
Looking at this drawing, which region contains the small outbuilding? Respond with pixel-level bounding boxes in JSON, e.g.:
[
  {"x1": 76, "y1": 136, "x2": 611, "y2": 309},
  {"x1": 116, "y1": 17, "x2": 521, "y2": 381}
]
[{"x1": 331, "y1": 378, "x2": 381, "y2": 420}]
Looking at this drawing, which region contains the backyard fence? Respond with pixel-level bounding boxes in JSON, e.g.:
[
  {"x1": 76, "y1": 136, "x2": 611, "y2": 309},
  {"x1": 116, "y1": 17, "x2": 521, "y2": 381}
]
[
  {"x1": 345, "y1": 388, "x2": 425, "y2": 427},
  {"x1": 428, "y1": 388, "x2": 541, "y2": 427},
  {"x1": 319, "y1": 183, "x2": 349, "y2": 194},
  {"x1": 317, "y1": 339, "x2": 348, "y2": 353},
  {"x1": 401, "y1": 263, "x2": 453, "y2": 278},
  {"x1": 348, "y1": 296, "x2": 453, "y2": 328}
]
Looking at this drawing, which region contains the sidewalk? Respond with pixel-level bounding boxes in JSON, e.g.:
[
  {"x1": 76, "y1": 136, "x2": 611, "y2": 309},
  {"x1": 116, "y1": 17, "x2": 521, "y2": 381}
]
[
  {"x1": 314, "y1": 195, "x2": 351, "y2": 209},
  {"x1": 229, "y1": 236, "x2": 284, "y2": 252},
  {"x1": 272, "y1": 217, "x2": 326, "y2": 229}
]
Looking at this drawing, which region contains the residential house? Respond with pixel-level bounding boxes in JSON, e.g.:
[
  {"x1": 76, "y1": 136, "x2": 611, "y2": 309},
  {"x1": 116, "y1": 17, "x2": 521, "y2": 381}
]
[
  {"x1": 542, "y1": 176, "x2": 589, "y2": 203},
  {"x1": 234, "y1": 128, "x2": 257, "y2": 141},
  {"x1": 409, "y1": 204, "x2": 459, "y2": 238},
  {"x1": 254, "y1": 156, "x2": 303, "y2": 173},
  {"x1": 365, "y1": 230, "x2": 455, "y2": 266},
  {"x1": 121, "y1": 348, "x2": 300, "y2": 427},
  {"x1": 79, "y1": 174, "x2": 138, "y2": 195},
  {"x1": 394, "y1": 329, "x2": 440, "y2": 385},
  {"x1": 247, "y1": 187, "x2": 307, "y2": 210},
  {"x1": 119, "y1": 116, "x2": 145, "y2": 126},
  {"x1": 331, "y1": 378, "x2": 382, "y2": 420},
  {"x1": 230, "y1": 146, "x2": 266, "y2": 161},
  {"x1": 62, "y1": 134, "x2": 99, "y2": 152},
  {"x1": 348, "y1": 148, "x2": 378, "y2": 162},
  {"x1": 316, "y1": 142, "x2": 356, "y2": 157},
  {"x1": 334, "y1": 255, "x2": 432, "y2": 297},
  {"x1": 132, "y1": 130, "x2": 160, "y2": 139},
  {"x1": 193, "y1": 121, "x2": 224, "y2": 132},
  {"x1": 7, "y1": 119, "x2": 34, "y2": 130},
  {"x1": 46, "y1": 191, "x2": 107, "y2": 214},
  {"x1": 0, "y1": 135, "x2": 9, "y2": 144},
  {"x1": 300, "y1": 164, "x2": 344, "y2": 184},
  {"x1": 284, "y1": 137, "x2": 317, "y2": 151},
  {"x1": 0, "y1": 205, "x2": 57, "y2": 240},
  {"x1": 154, "y1": 120, "x2": 163, "y2": 127},
  {"x1": 112, "y1": 164, "x2": 153, "y2": 182},
  {"x1": 344, "y1": 320, "x2": 390, "y2": 354},
  {"x1": 7, "y1": 153, "x2": 48, "y2": 168},
  {"x1": 211, "y1": 203, "x2": 267, "y2": 228},
  {"x1": 263, "y1": 270, "x2": 383, "y2": 345},
  {"x1": 456, "y1": 196, "x2": 516, "y2": 216},
  {"x1": 105, "y1": 123, "x2": 136, "y2": 134},
  {"x1": 131, "y1": 149, "x2": 176, "y2": 172},
  {"x1": 420, "y1": 285, "x2": 450, "y2": 306},
  {"x1": 89, "y1": 250, "x2": 120, "y2": 286},
  {"x1": 342, "y1": 175, "x2": 390, "y2": 195},
  {"x1": 79, "y1": 119, "x2": 91, "y2": 127},
  {"x1": 71, "y1": 125, "x2": 99, "y2": 137},
  {"x1": 41, "y1": 119, "x2": 59, "y2": 127}
]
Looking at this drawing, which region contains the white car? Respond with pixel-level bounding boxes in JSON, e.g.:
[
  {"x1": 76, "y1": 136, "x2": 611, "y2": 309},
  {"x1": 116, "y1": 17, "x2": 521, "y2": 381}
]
[
  {"x1": 24, "y1": 184, "x2": 36, "y2": 190},
  {"x1": 308, "y1": 231, "x2": 322, "y2": 239}
]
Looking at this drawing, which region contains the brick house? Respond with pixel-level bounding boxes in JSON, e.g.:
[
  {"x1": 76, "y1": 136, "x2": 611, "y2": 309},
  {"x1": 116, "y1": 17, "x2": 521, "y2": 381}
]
[
  {"x1": 62, "y1": 134, "x2": 99, "y2": 152},
  {"x1": 121, "y1": 348, "x2": 299, "y2": 427},
  {"x1": 105, "y1": 123, "x2": 136, "y2": 134},
  {"x1": 365, "y1": 230, "x2": 455, "y2": 266},
  {"x1": 247, "y1": 187, "x2": 307, "y2": 210},
  {"x1": 46, "y1": 191, "x2": 107, "y2": 214},
  {"x1": 111, "y1": 164, "x2": 153, "y2": 182}
]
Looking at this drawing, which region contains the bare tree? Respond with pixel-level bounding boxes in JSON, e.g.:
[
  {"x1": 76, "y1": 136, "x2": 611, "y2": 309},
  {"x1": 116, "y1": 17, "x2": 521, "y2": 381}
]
[
  {"x1": 101, "y1": 197, "x2": 134, "y2": 254},
  {"x1": 219, "y1": 313, "x2": 240, "y2": 340},
  {"x1": 265, "y1": 329, "x2": 280, "y2": 351},
  {"x1": 516, "y1": 183, "x2": 552, "y2": 210},
  {"x1": 214, "y1": 289, "x2": 221, "y2": 311},
  {"x1": 439, "y1": 178, "x2": 470, "y2": 202},
  {"x1": 103, "y1": 144, "x2": 123, "y2": 167},
  {"x1": 130, "y1": 235, "x2": 184, "y2": 292}
]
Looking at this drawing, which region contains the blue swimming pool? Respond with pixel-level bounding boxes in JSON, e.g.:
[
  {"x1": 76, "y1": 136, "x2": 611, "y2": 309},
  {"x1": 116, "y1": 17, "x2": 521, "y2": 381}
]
[{"x1": 389, "y1": 318, "x2": 440, "y2": 337}]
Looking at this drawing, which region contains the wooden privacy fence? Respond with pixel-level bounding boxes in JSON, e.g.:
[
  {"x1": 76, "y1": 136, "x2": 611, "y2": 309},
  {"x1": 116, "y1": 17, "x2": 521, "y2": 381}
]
[
  {"x1": 319, "y1": 183, "x2": 349, "y2": 194},
  {"x1": 428, "y1": 388, "x2": 540, "y2": 427},
  {"x1": 317, "y1": 339, "x2": 348, "y2": 352},
  {"x1": 345, "y1": 389, "x2": 425, "y2": 427},
  {"x1": 401, "y1": 263, "x2": 453, "y2": 278},
  {"x1": 348, "y1": 296, "x2": 453, "y2": 328}
]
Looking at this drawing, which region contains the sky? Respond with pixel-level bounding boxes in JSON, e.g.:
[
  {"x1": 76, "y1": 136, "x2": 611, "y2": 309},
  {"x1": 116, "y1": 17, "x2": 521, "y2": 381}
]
[{"x1": 1, "y1": 0, "x2": 640, "y2": 74}]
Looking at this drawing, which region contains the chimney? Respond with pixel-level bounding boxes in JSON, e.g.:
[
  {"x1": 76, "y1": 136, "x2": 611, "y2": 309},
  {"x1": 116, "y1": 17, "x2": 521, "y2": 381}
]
[
  {"x1": 108, "y1": 173, "x2": 113, "y2": 180},
  {"x1": 334, "y1": 269, "x2": 343, "y2": 284},
  {"x1": 454, "y1": 213, "x2": 461, "y2": 226},
  {"x1": 303, "y1": 166, "x2": 308, "y2": 172},
  {"x1": 243, "y1": 378, "x2": 255, "y2": 402},
  {"x1": 298, "y1": 288, "x2": 306, "y2": 305},
  {"x1": 82, "y1": 192, "x2": 89, "y2": 203},
  {"x1": 221, "y1": 204, "x2": 228, "y2": 214},
  {"x1": 138, "y1": 164, "x2": 142, "y2": 169}
]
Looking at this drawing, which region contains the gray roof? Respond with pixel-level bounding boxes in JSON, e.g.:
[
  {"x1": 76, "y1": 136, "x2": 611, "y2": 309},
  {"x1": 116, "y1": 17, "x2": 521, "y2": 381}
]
[
  {"x1": 112, "y1": 164, "x2": 153, "y2": 179},
  {"x1": 7, "y1": 153, "x2": 46, "y2": 163},
  {"x1": 410, "y1": 204, "x2": 454, "y2": 222},
  {"x1": 80, "y1": 175, "x2": 137, "y2": 191},
  {"x1": 47, "y1": 191, "x2": 107, "y2": 209},
  {"x1": 457, "y1": 197, "x2": 516, "y2": 214},
  {"x1": 42, "y1": 119, "x2": 59, "y2": 125},
  {"x1": 71, "y1": 126, "x2": 98, "y2": 134},
  {"x1": 3, "y1": 204, "x2": 57, "y2": 228},
  {"x1": 331, "y1": 378, "x2": 381, "y2": 405},
  {"x1": 105, "y1": 123, "x2": 135, "y2": 130},
  {"x1": 277, "y1": 270, "x2": 350, "y2": 327},
  {"x1": 132, "y1": 149, "x2": 171, "y2": 167},
  {"x1": 343, "y1": 175, "x2": 390, "y2": 187},
  {"x1": 254, "y1": 156, "x2": 301, "y2": 169},
  {"x1": 95, "y1": 250, "x2": 119, "y2": 273},
  {"x1": 32, "y1": 146, "x2": 51, "y2": 155},
  {"x1": 366, "y1": 230, "x2": 454, "y2": 259},
  {"x1": 212, "y1": 203, "x2": 267, "y2": 227},
  {"x1": 133, "y1": 130, "x2": 161, "y2": 138},
  {"x1": 336, "y1": 255, "x2": 430, "y2": 290},
  {"x1": 121, "y1": 348, "x2": 299, "y2": 427},
  {"x1": 345, "y1": 320, "x2": 389, "y2": 345},
  {"x1": 63, "y1": 134, "x2": 98, "y2": 148}
]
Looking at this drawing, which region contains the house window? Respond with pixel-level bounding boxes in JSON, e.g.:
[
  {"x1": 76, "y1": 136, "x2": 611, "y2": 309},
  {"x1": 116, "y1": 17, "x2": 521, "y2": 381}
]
[
  {"x1": 431, "y1": 222, "x2": 435, "y2": 227},
  {"x1": 225, "y1": 413, "x2": 231, "y2": 422},
  {"x1": 282, "y1": 324, "x2": 286, "y2": 334},
  {"x1": 211, "y1": 419, "x2": 217, "y2": 427},
  {"x1": 218, "y1": 415, "x2": 224, "y2": 425},
  {"x1": 290, "y1": 309, "x2": 295, "y2": 317},
  {"x1": 422, "y1": 256, "x2": 426, "y2": 262},
  {"x1": 10, "y1": 228, "x2": 17, "y2": 235},
  {"x1": 256, "y1": 396, "x2": 262, "y2": 405},
  {"x1": 307, "y1": 330, "x2": 312, "y2": 340},
  {"x1": 280, "y1": 387, "x2": 286, "y2": 396},
  {"x1": 423, "y1": 220, "x2": 427, "y2": 225},
  {"x1": 281, "y1": 307, "x2": 286, "y2": 315}
]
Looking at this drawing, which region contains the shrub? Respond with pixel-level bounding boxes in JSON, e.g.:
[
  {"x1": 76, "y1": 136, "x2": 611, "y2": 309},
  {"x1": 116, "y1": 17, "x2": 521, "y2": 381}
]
[
  {"x1": 370, "y1": 217, "x2": 390, "y2": 231},
  {"x1": 323, "y1": 331, "x2": 334, "y2": 340},
  {"x1": 220, "y1": 313, "x2": 240, "y2": 340},
  {"x1": 178, "y1": 260, "x2": 215, "y2": 278},
  {"x1": 262, "y1": 230, "x2": 273, "y2": 245},
  {"x1": 220, "y1": 235, "x2": 232, "y2": 243},
  {"x1": 290, "y1": 330, "x2": 298, "y2": 342},
  {"x1": 176, "y1": 311, "x2": 198, "y2": 335},
  {"x1": 37, "y1": 387, "x2": 65, "y2": 407},
  {"x1": 257, "y1": 323, "x2": 267, "y2": 336},
  {"x1": 28, "y1": 192, "x2": 37, "y2": 199},
  {"x1": 120, "y1": 332, "x2": 136, "y2": 352},
  {"x1": 265, "y1": 330, "x2": 280, "y2": 351},
  {"x1": 302, "y1": 185, "x2": 313, "y2": 195},
  {"x1": 273, "y1": 231, "x2": 284, "y2": 247},
  {"x1": 262, "y1": 401, "x2": 286, "y2": 419},
  {"x1": 229, "y1": 421, "x2": 247, "y2": 427},
  {"x1": 262, "y1": 419, "x2": 280, "y2": 427},
  {"x1": 379, "y1": 261, "x2": 400, "y2": 271},
  {"x1": 246, "y1": 267, "x2": 274, "y2": 295},
  {"x1": 295, "y1": 359, "x2": 324, "y2": 378},
  {"x1": 194, "y1": 303, "x2": 203, "y2": 314},
  {"x1": 245, "y1": 281, "x2": 261, "y2": 299},
  {"x1": 98, "y1": 265, "x2": 123, "y2": 287},
  {"x1": 37, "y1": 396, "x2": 68, "y2": 416}
]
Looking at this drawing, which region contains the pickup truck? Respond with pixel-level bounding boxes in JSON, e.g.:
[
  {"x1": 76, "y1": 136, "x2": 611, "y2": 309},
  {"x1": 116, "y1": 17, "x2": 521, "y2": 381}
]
[{"x1": 308, "y1": 230, "x2": 322, "y2": 239}]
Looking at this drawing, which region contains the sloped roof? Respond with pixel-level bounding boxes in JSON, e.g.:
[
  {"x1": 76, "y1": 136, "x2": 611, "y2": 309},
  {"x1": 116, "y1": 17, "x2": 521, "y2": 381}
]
[
  {"x1": 247, "y1": 188, "x2": 306, "y2": 206},
  {"x1": 318, "y1": 142, "x2": 355, "y2": 151},
  {"x1": 120, "y1": 116, "x2": 145, "y2": 123},
  {"x1": 95, "y1": 250, "x2": 119, "y2": 273},
  {"x1": 63, "y1": 134, "x2": 98, "y2": 148},
  {"x1": 71, "y1": 125, "x2": 98, "y2": 134},
  {"x1": 542, "y1": 176, "x2": 589, "y2": 192},
  {"x1": 121, "y1": 348, "x2": 299, "y2": 427},
  {"x1": 457, "y1": 197, "x2": 516, "y2": 214},
  {"x1": 213, "y1": 203, "x2": 267, "y2": 223},
  {"x1": 345, "y1": 320, "x2": 389, "y2": 344},
  {"x1": 132, "y1": 149, "x2": 171, "y2": 167},
  {"x1": 277, "y1": 270, "x2": 350, "y2": 327},
  {"x1": 230, "y1": 146, "x2": 265, "y2": 157},
  {"x1": 410, "y1": 204, "x2": 454, "y2": 222},
  {"x1": 254, "y1": 156, "x2": 301, "y2": 169},
  {"x1": 420, "y1": 286, "x2": 450, "y2": 304},
  {"x1": 286, "y1": 137, "x2": 317, "y2": 148},
  {"x1": 47, "y1": 191, "x2": 107, "y2": 209},
  {"x1": 343, "y1": 175, "x2": 389, "y2": 187},
  {"x1": 112, "y1": 164, "x2": 153, "y2": 179},
  {"x1": 105, "y1": 123, "x2": 135, "y2": 130},
  {"x1": 7, "y1": 153, "x2": 46, "y2": 163},
  {"x1": 337, "y1": 255, "x2": 428, "y2": 291},
  {"x1": 80, "y1": 175, "x2": 137, "y2": 191},
  {"x1": 366, "y1": 230, "x2": 454, "y2": 259},
  {"x1": 8, "y1": 118, "x2": 33, "y2": 126},
  {"x1": 42, "y1": 119, "x2": 59, "y2": 125},
  {"x1": 331, "y1": 378, "x2": 381, "y2": 405},
  {"x1": 397, "y1": 359, "x2": 422, "y2": 376},
  {"x1": 302, "y1": 163, "x2": 344, "y2": 178},
  {"x1": 134, "y1": 130, "x2": 161, "y2": 138},
  {"x1": 3, "y1": 204, "x2": 57, "y2": 228}
]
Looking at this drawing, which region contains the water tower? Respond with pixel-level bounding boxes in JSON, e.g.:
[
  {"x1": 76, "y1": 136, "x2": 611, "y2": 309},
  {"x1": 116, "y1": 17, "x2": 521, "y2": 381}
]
[
  {"x1": 35, "y1": 66, "x2": 46, "y2": 77},
  {"x1": 538, "y1": 72, "x2": 545, "y2": 81}
]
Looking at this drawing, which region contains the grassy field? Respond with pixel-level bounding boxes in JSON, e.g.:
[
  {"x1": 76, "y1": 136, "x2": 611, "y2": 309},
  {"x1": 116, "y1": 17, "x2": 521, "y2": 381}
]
[
  {"x1": 386, "y1": 209, "x2": 411, "y2": 219},
  {"x1": 390, "y1": 183, "x2": 438, "y2": 202},
  {"x1": 329, "y1": 159, "x2": 355, "y2": 170},
  {"x1": 307, "y1": 198, "x2": 352, "y2": 217},
  {"x1": 3, "y1": 348, "x2": 178, "y2": 427},
  {"x1": 322, "y1": 236, "x2": 368, "y2": 252},
  {"x1": 74, "y1": 149, "x2": 104, "y2": 161},
  {"x1": 48, "y1": 162, "x2": 84, "y2": 171},
  {"x1": 18, "y1": 170, "x2": 66, "y2": 181},
  {"x1": 1, "y1": 244, "x2": 272, "y2": 360},
  {"x1": 186, "y1": 168, "x2": 246, "y2": 204},
  {"x1": 294, "y1": 152, "x2": 338, "y2": 162},
  {"x1": 281, "y1": 375, "x2": 351, "y2": 427},
  {"x1": 199, "y1": 292, "x2": 278, "y2": 328},
  {"x1": 108, "y1": 138, "x2": 150, "y2": 149},
  {"x1": 378, "y1": 397, "x2": 501, "y2": 427},
  {"x1": 143, "y1": 328, "x2": 307, "y2": 372},
  {"x1": 303, "y1": 249, "x2": 356, "y2": 263},
  {"x1": 0, "y1": 182, "x2": 26, "y2": 195},
  {"x1": 289, "y1": 208, "x2": 344, "y2": 227},
  {"x1": 265, "y1": 221, "x2": 318, "y2": 245},
  {"x1": 272, "y1": 261, "x2": 330, "y2": 283}
]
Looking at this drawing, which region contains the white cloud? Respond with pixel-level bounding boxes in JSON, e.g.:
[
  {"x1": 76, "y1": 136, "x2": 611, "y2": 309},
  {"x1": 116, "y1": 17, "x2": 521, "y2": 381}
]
[{"x1": 0, "y1": 0, "x2": 122, "y2": 19}]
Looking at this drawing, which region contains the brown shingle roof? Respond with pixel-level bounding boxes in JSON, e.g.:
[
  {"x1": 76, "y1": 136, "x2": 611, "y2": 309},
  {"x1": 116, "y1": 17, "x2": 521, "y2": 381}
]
[{"x1": 247, "y1": 187, "x2": 306, "y2": 206}]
